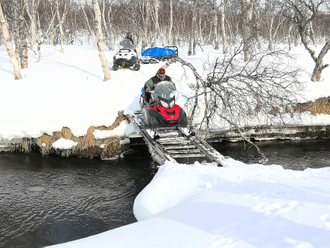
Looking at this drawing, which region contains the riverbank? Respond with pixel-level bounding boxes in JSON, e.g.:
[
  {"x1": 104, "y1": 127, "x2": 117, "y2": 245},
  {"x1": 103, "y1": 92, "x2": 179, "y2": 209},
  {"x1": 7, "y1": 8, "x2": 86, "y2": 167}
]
[
  {"x1": 1, "y1": 44, "x2": 329, "y2": 159},
  {"x1": 1, "y1": 107, "x2": 330, "y2": 160}
]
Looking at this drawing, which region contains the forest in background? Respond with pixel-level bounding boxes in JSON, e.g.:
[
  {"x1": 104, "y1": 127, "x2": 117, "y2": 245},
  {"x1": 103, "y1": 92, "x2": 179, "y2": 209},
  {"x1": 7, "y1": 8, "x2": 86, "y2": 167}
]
[{"x1": 0, "y1": 0, "x2": 329, "y2": 53}]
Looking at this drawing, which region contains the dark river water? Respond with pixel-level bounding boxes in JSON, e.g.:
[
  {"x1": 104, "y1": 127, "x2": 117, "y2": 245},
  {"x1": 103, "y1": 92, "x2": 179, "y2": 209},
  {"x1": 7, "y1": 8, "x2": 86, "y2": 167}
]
[
  {"x1": 213, "y1": 139, "x2": 330, "y2": 170},
  {"x1": 0, "y1": 139, "x2": 329, "y2": 248},
  {"x1": 0, "y1": 146, "x2": 154, "y2": 248}
]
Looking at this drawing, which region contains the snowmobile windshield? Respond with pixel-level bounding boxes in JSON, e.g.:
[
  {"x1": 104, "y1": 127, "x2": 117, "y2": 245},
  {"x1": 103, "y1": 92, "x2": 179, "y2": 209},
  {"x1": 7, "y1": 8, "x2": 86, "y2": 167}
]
[
  {"x1": 152, "y1": 81, "x2": 178, "y2": 108},
  {"x1": 118, "y1": 38, "x2": 135, "y2": 50}
]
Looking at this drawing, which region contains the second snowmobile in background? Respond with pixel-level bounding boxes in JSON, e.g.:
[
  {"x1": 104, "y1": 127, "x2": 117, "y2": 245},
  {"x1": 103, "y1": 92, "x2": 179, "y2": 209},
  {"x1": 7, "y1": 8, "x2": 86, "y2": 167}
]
[{"x1": 112, "y1": 38, "x2": 140, "y2": 71}]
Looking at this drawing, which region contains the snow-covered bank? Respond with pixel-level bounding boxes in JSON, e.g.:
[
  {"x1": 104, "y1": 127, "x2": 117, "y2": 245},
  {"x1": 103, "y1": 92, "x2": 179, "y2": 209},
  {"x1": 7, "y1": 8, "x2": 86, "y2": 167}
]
[
  {"x1": 1, "y1": 44, "x2": 330, "y2": 143},
  {"x1": 48, "y1": 160, "x2": 330, "y2": 248}
]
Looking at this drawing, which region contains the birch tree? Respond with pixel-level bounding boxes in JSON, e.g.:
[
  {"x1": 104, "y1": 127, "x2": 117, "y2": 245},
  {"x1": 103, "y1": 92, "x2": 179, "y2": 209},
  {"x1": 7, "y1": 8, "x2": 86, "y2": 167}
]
[
  {"x1": 152, "y1": 0, "x2": 160, "y2": 46},
  {"x1": 263, "y1": 0, "x2": 285, "y2": 51},
  {"x1": 106, "y1": 2, "x2": 114, "y2": 50},
  {"x1": 19, "y1": 5, "x2": 28, "y2": 69},
  {"x1": 0, "y1": 3, "x2": 22, "y2": 80},
  {"x1": 192, "y1": 0, "x2": 199, "y2": 55},
  {"x1": 280, "y1": 0, "x2": 330, "y2": 82},
  {"x1": 142, "y1": 0, "x2": 150, "y2": 51},
  {"x1": 93, "y1": 0, "x2": 111, "y2": 81},
  {"x1": 101, "y1": 0, "x2": 113, "y2": 50},
  {"x1": 213, "y1": 0, "x2": 219, "y2": 50},
  {"x1": 240, "y1": 0, "x2": 256, "y2": 61},
  {"x1": 25, "y1": 0, "x2": 40, "y2": 50},
  {"x1": 56, "y1": 0, "x2": 68, "y2": 53},
  {"x1": 220, "y1": 0, "x2": 228, "y2": 54},
  {"x1": 188, "y1": 0, "x2": 199, "y2": 56},
  {"x1": 168, "y1": 0, "x2": 173, "y2": 45},
  {"x1": 12, "y1": 0, "x2": 20, "y2": 54},
  {"x1": 36, "y1": 11, "x2": 57, "y2": 62},
  {"x1": 81, "y1": 1, "x2": 95, "y2": 45}
]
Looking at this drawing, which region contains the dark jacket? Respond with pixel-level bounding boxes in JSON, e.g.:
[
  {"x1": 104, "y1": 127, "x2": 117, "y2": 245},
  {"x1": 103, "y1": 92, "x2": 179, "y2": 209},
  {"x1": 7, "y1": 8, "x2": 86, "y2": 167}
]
[
  {"x1": 143, "y1": 73, "x2": 173, "y2": 103},
  {"x1": 144, "y1": 73, "x2": 172, "y2": 93},
  {"x1": 127, "y1": 37, "x2": 135, "y2": 45}
]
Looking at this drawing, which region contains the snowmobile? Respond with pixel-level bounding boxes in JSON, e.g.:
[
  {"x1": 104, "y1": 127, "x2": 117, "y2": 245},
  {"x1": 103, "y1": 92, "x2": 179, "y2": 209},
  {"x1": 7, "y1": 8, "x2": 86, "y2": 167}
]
[
  {"x1": 143, "y1": 81, "x2": 187, "y2": 128},
  {"x1": 130, "y1": 81, "x2": 225, "y2": 166},
  {"x1": 112, "y1": 38, "x2": 140, "y2": 71}
]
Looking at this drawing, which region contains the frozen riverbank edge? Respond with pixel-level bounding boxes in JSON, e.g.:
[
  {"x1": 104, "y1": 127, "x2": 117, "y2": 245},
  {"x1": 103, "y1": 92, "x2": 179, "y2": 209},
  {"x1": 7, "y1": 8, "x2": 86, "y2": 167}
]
[{"x1": 1, "y1": 124, "x2": 330, "y2": 159}]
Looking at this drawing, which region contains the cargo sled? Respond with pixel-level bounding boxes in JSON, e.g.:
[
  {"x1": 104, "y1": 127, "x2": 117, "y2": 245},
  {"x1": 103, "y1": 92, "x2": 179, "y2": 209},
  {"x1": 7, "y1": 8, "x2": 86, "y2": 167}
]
[{"x1": 139, "y1": 46, "x2": 178, "y2": 64}]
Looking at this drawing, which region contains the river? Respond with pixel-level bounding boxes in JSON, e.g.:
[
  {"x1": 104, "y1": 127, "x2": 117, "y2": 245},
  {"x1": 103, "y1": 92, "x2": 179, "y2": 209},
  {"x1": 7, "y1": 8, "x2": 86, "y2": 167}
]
[
  {"x1": 0, "y1": 146, "x2": 154, "y2": 248},
  {"x1": 0, "y1": 139, "x2": 329, "y2": 247}
]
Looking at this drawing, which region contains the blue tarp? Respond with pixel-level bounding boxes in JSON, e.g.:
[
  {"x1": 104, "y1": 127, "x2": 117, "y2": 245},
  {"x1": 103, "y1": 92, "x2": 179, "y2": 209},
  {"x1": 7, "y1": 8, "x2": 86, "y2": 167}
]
[{"x1": 141, "y1": 47, "x2": 176, "y2": 57}]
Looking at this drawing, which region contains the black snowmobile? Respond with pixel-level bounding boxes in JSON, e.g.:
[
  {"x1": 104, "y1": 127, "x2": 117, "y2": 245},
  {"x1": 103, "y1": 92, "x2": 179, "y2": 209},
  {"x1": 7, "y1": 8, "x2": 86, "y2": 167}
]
[
  {"x1": 143, "y1": 81, "x2": 187, "y2": 128},
  {"x1": 112, "y1": 38, "x2": 140, "y2": 71}
]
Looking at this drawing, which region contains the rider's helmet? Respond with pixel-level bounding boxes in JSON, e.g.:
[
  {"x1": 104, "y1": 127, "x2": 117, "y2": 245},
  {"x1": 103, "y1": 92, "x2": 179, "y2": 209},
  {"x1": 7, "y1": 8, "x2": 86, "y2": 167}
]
[
  {"x1": 126, "y1": 32, "x2": 132, "y2": 39},
  {"x1": 152, "y1": 81, "x2": 178, "y2": 109}
]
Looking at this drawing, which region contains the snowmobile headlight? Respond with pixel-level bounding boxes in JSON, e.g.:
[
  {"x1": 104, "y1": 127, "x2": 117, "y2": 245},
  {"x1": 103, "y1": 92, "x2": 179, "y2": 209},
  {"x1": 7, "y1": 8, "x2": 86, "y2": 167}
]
[
  {"x1": 169, "y1": 100, "x2": 175, "y2": 108},
  {"x1": 160, "y1": 100, "x2": 169, "y2": 108}
]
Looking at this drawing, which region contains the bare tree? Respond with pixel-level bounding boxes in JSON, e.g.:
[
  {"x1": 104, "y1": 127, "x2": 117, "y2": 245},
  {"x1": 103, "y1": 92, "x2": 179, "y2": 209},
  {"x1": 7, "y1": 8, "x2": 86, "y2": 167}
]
[
  {"x1": 263, "y1": 0, "x2": 286, "y2": 51},
  {"x1": 0, "y1": 3, "x2": 22, "y2": 79},
  {"x1": 142, "y1": 0, "x2": 150, "y2": 51},
  {"x1": 81, "y1": 1, "x2": 95, "y2": 45},
  {"x1": 11, "y1": 0, "x2": 20, "y2": 54},
  {"x1": 165, "y1": 42, "x2": 303, "y2": 130},
  {"x1": 19, "y1": 16, "x2": 28, "y2": 68},
  {"x1": 25, "y1": 0, "x2": 40, "y2": 50},
  {"x1": 201, "y1": 46, "x2": 303, "y2": 129},
  {"x1": 105, "y1": 1, "x2": 115, "y2": 50},
  {"x1": 101, "y1": 0, "x2": 113, "y2": 50},
  {"x1": 240, "y1": 0, "x2": 256, "y2": 61},
  {"x1": 220, "y1": 0, "x2": 228, "y2": 54},
  {"x1": 93, "y1": 0, "x2": 111, "y2": 81},
  {"x1": 162, "y1": 44, "x2": 303, "y2": 158},
  {"x1": 213, "y1": 0, "x2": 219, "y2": 50},
  {"x1": 55, "y1": 0, "x2": 68, "y2": 53},
  {"x1": 36, "y1": 10, "x2": 57, "y2": 62},
  {"x1": 8, "y1": 0, "x2": 28, "y2": 68},
  {"x1": 280, "y1": 0, "x2": 330, "y2": 82},
  {"x1": 151, "y1": 0, "x2": 160, "y2": 47},
  {"x1": 188, "y1": 0, "x2": 199, "y2": 56},
  {"x1": 168, "y1": 0, "x2": 173, "y2": 45}
]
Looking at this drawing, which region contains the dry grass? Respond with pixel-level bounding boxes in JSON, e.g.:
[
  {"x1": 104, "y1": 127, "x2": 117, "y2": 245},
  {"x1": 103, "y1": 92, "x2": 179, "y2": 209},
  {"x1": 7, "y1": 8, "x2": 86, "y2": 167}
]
[
  {"x1": 14, "y1": 98, "x2": 330, "y2": 158},
  {"x1": 293, "y1": 97, "x2": 330, "y2": 116},
  {"x1": 266, "y1": 97, "x2": 330, "y2": 117},
  {"x1": 34, "y1": 111, "x2": 130, "y2": 159},
  {"x1": 16, "y1": 139, "x2": 35, "y2": 153},
  {"x1": 268, "y1": 107, "x2": 280, "y2": 116}
]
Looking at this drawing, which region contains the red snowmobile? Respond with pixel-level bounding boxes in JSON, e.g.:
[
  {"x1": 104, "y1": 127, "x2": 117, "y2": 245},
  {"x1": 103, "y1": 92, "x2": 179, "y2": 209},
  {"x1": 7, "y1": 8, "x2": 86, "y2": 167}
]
[{"x1": 144, "y1": 81, "x2": 187, "y2": 128}]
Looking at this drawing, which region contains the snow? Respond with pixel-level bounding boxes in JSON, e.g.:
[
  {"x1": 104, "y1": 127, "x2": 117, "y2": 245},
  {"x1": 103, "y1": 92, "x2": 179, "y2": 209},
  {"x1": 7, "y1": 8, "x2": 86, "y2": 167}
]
[
  {"x1": 94, "y1": 121, "x2": 136, "y2": 139},
  {"x1": 1, "y1": 43, "x2": 330, "y2": 247},
  {"x1": 52, "y1": 137, "x2": 78, "y2": 149}
]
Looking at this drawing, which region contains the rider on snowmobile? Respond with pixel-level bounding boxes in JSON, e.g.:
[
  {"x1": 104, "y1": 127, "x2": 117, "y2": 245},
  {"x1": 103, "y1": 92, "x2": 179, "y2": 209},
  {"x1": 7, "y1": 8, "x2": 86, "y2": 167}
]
[
  {"x1": 143, "y1": 68, "x2": 173, "y2": 104},
  {"x1": 119, "y1": 32, "x2": 135, "y2": 49},
  {"x1": 144, "y1": 81, "x2": 187, "y2": 127},
  {"x1": 126, "y1": 32, "x2": 134, "y2": 44},
  {"x1": 113, "y1": 32, "x2": 140, "y2": 71}
]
